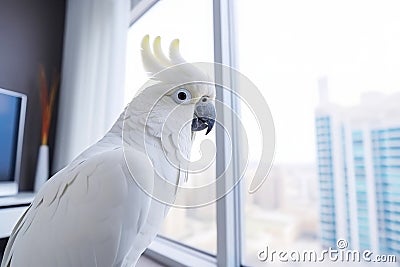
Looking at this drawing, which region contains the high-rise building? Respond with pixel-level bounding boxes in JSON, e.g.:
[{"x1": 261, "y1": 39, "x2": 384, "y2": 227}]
[{"x1": 315, "y1": 80, "x2": 400, "y2": 255}]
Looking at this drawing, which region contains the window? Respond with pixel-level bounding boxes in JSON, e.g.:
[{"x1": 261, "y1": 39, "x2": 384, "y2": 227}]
[
  {"x1": 125, "y1": 0, "x2": 216, "y2": 255},
  {"x1": 128, "y1": 0, "x2": 400, "y2": 266},
  {"x1": 236, "y1": 0, "x2": 400, "y2": 265}
]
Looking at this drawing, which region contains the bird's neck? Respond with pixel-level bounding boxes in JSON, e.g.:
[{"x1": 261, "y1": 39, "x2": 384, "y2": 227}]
[{"x1": 105, "y1": 100, "x2": 194, "y2": 159}]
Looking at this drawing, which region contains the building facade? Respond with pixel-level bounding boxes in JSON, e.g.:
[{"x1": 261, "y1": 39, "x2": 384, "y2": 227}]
[{"x1": 315, "y1": 84, "x2": 400, "y2": 255}]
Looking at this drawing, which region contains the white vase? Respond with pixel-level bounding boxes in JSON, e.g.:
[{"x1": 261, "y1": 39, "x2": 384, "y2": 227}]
[{"x1": 34, "y1": 145, "x2": 49, "y2": 192}]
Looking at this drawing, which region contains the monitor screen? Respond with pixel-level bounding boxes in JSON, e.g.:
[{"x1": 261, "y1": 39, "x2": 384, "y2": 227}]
[{"x1": 0, "y1": 89, "x2": 26, "y2": 185}]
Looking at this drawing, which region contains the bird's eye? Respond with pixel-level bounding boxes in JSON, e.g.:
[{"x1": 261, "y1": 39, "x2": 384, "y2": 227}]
[{"x1": 172, "y1": 88, "x2": 192, "y2": 104}]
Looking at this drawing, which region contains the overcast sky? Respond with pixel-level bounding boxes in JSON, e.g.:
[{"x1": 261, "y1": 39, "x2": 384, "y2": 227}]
[{"x1": 125, "y1": 0, "x2": 400, "y2": 164}]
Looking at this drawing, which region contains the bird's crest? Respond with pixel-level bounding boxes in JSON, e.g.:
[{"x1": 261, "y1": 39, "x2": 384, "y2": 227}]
[{"x1": 141, "y1": 35, "x2": 210, "y2": 84}]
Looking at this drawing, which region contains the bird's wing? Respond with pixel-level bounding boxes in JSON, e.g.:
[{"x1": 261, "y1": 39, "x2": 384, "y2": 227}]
[{"x1": 1, "y1": 147, "x2": 154, "y2": 267}]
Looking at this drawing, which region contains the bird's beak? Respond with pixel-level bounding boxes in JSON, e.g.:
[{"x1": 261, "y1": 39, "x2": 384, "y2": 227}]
[{"x1": 191, "y1": 100, "x2": 216, "y2": 135}]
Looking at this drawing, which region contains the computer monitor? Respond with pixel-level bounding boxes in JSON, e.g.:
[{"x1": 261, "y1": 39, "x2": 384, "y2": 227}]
[{"x1": 0, "y1": 88, "x2": 27, "y2": 196}]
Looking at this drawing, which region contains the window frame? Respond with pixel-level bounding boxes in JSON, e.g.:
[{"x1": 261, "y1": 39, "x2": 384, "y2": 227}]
[
  {"x1": 213, "y1": 0, "x2": 243, "y2": 266},
  {"x1": 130, "y1": 0, "x2": 244, "y2": 266}
]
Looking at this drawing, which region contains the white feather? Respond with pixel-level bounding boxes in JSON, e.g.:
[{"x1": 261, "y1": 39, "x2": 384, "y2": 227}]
[
  {"x1": 153, "y1": 36, "x2": 171, "y2": 67},
  {"x1": 141, "y1": 35, "x2": 165, "y2": 75},
  {"x1": 168, "y1": 39, "x2": 185, "y2": 65}
]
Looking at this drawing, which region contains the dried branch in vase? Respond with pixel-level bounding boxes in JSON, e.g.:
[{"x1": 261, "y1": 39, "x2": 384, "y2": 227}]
[{"x1": 39, "y1": 65, "x2": 59, "y2": 146}]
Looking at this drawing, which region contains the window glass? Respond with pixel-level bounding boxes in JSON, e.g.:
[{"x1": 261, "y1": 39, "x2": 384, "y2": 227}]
[
  {"x1": 237, "y1": 0, "x2": 400, "y2": 266},
  {"x1": 125, "y1": 0, "x2": 216, "y2": 254}
]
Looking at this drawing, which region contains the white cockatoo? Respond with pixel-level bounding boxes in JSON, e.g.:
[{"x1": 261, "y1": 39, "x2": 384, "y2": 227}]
[{"x1": 1, "y1": 35, "x2": 216, "y2": 267}]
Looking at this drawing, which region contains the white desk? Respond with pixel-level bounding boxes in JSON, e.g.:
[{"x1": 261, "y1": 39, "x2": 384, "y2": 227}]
[{"x1": 0, "y1": 193, "x2": 35, "y2": 239}]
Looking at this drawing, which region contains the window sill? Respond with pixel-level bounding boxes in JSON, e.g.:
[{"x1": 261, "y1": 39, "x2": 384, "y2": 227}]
[{"x1": 144, "y1": 237, "x2": 216, "y2": 267}]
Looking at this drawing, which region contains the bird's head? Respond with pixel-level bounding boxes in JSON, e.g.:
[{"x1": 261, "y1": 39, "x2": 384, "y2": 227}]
[{"x1": 133, "y1": 35, "x2": 216, "y2": 139}]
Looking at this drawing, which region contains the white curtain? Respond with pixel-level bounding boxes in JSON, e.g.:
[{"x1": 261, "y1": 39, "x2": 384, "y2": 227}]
[{"x1": 53, "y1": 0, "x2": 130, "y2": 172}]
